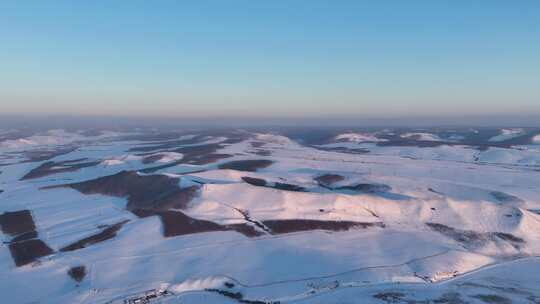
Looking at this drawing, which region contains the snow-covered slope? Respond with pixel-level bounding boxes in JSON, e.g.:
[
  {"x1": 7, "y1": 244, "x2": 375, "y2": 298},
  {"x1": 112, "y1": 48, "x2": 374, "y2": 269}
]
[
  {"x1": 335, "y1": 132, "x2": 388, "y2": 142},
  {"x1": 0, "y1": 128, "x2": 539, "y2": 303},
  {"x1": 488, "y1": 128, "x2": 525, "y2": 142},
  {"x1": 400, "y1": 132, "x2": 442, "y2": 141},
  {"x1": 532, "y1": 134, "x2": 540, "y2": 144}
]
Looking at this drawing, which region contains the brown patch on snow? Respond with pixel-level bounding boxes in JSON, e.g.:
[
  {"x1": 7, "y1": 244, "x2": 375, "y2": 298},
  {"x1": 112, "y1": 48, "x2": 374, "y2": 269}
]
[
  {"x1": 140, "y1": 143, "x2": 233, "y2": 173},
  {"x1": 1, "y1": 209, "x2": 55, "y2": 266},
  {"x1": 48, "y1": 171, "x2": 265, "y2": 238},
  {"x1": 23, "y1": 147, "x2": 78, "y2": 162},
  {"x1": 218, "y1": 159, "x2": 274, "y2": 172},
  {"x1": 128, "y1": 130, "x2": 249, "y2": 153},
  {"x1": 60, "y1": 220, "x2": 129, "y2": 252},
  {"x1": 0, "y1": 210, "x2": 36, "y2": 236},
  {"x1": 250, "y1": 141, "x2": 267, "y2": 148},
  {"x1": 224, "y1": 223, "x2": 265, "y2": 237},
  {"x1": 8, "y1": 239, "x2": 54, "y2": 267},
  {"x1": 250, "y1": 149, "x2": 271, "y2": 156},
  {"x1": 263, "y1": 219, "x2": 384, "y2": 234},
  {"x1": 336, "y1": 183, "x2": 392, "y2": 193},
  {"x1": 50, "y1": 171, "x2": 200, "y2": 211},
  {"x1": 241, "y1": 176, "x2": 267, "y2": 186},
  {"x1": 132, "y1": 209, "x2": 262, "y2": 237},
  {"x1": 21, "y1": 158, "x2": 100, "y2": 180},
  {"x1": 241, "y1": 176, "x2": 305, "y2": 192},
  {"x1": 68, "y1": 265, "x2": 86, "y2": 283},
  {"x1": 141, "y1": 154, "x2": 167, "y2": 164},
  {"x1": 128, "y1": 136, "x2": 207, "y2": 152},
  {"x1": 314, "y1": 174, "x2": 345, "y2": 187},
  {"x1": 426, "y1": 222, "x2": 525, "y2": 251}
]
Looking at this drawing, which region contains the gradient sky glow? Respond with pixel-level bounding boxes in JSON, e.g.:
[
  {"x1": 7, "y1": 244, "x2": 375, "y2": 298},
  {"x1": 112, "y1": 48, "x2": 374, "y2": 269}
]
[{"x1": 1, "y1": 1, "x2": 539, "y2": 119}]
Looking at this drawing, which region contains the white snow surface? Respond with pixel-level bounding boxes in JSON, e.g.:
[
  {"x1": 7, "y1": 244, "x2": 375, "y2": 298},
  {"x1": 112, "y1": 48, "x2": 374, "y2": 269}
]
[
  {"x1": 0, "y1": 129, "x2": 539, "y2": 303},
  {"x1": 0, "y1": 129, "x2": 121, "y2": 150},
  {"x1": 255, "y1": 133, "x2": 296, "y2": 145},
  {"x1": 488, "y1": 128, "x2": 525, "y2": 142},
  {"x1": 400, "y1": 132, "x2": 442, "y2": 141},
  {"x1": 335, "y1": 132, "x2": 387, "y2": 142}
]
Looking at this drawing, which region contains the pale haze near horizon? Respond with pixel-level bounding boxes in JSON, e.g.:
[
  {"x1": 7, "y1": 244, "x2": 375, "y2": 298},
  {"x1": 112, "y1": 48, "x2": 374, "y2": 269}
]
[{"x1": 1, "y1": 1, "x2": 539, "y2": 120}]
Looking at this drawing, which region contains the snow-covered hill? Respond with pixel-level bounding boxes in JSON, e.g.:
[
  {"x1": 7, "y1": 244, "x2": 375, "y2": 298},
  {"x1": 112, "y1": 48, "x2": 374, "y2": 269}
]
[{"x1": 0, "y1": 128, "x2": 539, "y2": 303}]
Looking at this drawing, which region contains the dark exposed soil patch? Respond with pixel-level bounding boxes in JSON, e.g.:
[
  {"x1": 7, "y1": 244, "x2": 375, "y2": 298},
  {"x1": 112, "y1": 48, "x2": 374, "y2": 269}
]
[
  {"x1": 140, "y1": 143, "x2": 232, "y2": 172},
  {"x1": 231, "y1": 208, "x2": 272, "y2": 235},
  {"x1": 250, "y1": 149, "x2": 271, "y2": 156},
  {"x1": 9, "y1": 239, "x2": 54, "y2": 266},
  {"x1": 51, "y1": 171, "x2": 262, "y2": 239},
  {"x1": 119, "y1": 132, "x2": 192, "y2": 142},
  {"x1": 250, "y1": 141, "x2": 267, "y2": 148},
  {"x1": 492, "y1": 232, "x2": 524, "y2": 243},
  {"x1": 314, "y1": 146, "x2": 370, "y2": 154},
  {"x1": 187, "y1": 153, "x2": 232, "y2": 165},
  {"x1": 128, "y1": 136, "x2": 208, "y2": 152},
  {"x1": 490, "y1": 191, "x2": 523, "y2": 203},
  {"x1": 1, "y1": 209, "x2": 55, "y2": 266},
  {"x1": 471, "y1": 294, "x2": 512, "y2": 304},
  {"x1": 273, "y1": 182, "x2": 305, "y2": 192},
  {"x1": 218, "y1": 159, "x2": 274, "y2": 172},
  {"x1": 314, "y1": 174, "x2": 345, "y2": 187},
  {"x1": 205, "y1": 288, "x2": 279, "y2": 304},
  {"x1": 141, "y1": 154, "x2": 168, "y2": 164},
  {"x1": 206, "y1": 288, "x2": 243, "y2": 300},
  {"x1": 138, "y1": 161, "x2": 182, "y2": 173},
  {"x1": 428, "y1": 187, "x2": 444, "y2": 195},
  {"x1": 241, "y1": 176, "x2": 305, "y2": 192},
  {"x1": 224, "y1": 223, "x2": 265, "y2": 237},
  {"x1": 11, "y1": 231, "x2": 38, "y2": 243},
  {"x1": 132, "y1": 209, "x2": 260, "y2": 238},
  {"x1": 148, "y1": 210, "x2": 225, "y2": 237},
  {"x1": 376, "y1": 140, "x2": 447, "y2": 148},
  {"x1": 432, "y1": 292, "x2": 466, "y2": 304},
  {"x1": 176, "y1": 169, "x2": 208, "y2": 176},
  {"x1": 68, "y1": 265, "x2": 86, "y2": 283},
  {"x1": 373, "y1": 291, "x2": 406, "y2": 303},
  {"x1": 23, "y1": 147, "x2": 78, "y2": 162},
  {"x1": 52, "y1": 171, "x2": 200, "y2": 211},
  {"x1": 60, "y1": 220, "x2": 129, "y2": 252},
  {"x1": 262, "y1": 219, "x2": 384, "y2": 234},
  {"x1": 132, "y1": 130, "x2": 250, "y2": 170},
  {"x1": 426, "y1": 223, "x2": 524, "y2": 250},
  {"x1": 0, "y1": 210, "x2": 36, "y2": 236},
  {"x1": 529, "y1": 209, "x2": 540, "y2": 215},
  {"x1": 373, "y1": 291, "x2": 467, "y2": 304},
  {"x1": 166, "y1": 143, "x2": 224, "y2": 160},
  {"x1": 131, "y1": 130, "x2": 249, "y2": 151},
  {"x1": 242, "y1": 176, "x2": 267, "y2": 186},
  {"x1": 21, "y1": 158, "x2": 100, "y2": 180},
  {"x1": 336, "y1": 183, "x2": 392, "y2": 193}
]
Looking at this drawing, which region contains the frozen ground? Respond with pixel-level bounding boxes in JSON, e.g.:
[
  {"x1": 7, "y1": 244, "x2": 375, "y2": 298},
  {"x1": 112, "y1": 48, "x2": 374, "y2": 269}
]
[{"x1": 0, "y1": 127, "x2": 539, "y2": 303}]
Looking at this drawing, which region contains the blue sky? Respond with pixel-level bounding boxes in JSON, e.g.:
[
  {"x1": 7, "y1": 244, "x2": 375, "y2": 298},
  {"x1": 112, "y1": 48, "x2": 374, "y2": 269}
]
[{"x1": 1, "y1": 1, "x2": 539, "y2": 119}]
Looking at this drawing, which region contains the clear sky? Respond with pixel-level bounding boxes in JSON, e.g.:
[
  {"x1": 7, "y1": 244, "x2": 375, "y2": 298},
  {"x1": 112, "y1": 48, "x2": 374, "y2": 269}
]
[{"x1": 1, "y1": 1, "x2": 539, "y2": 120}]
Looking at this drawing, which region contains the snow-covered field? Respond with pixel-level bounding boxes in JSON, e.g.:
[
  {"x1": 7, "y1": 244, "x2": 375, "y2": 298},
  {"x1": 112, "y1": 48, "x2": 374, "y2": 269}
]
[
  {"x1": 0, "y1": 127, "x2": 539, "y2": 303},
  {"x1": 489, "y1": 128, "x2": 525, "y2": 142}
]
